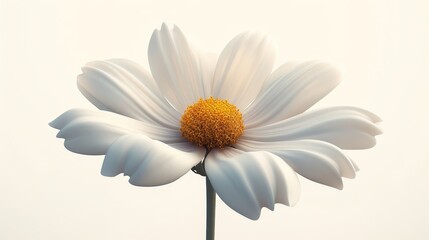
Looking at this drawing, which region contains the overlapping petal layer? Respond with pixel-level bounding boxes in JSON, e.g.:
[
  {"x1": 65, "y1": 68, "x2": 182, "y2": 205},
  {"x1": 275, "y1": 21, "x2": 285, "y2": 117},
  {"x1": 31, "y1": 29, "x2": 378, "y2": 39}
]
[
  {"x1": 78, "y1": 59, "x2": 180, "y2": 129},
  {"x1": 148, "y1": 23, "x2": 215, "y2": 112},
  {"x1": 212, "y1": 32, "x2": 276, "y2": 109},
  {"x1": 101, "y1": 134, "x2": 205, "y2": 186},
  {"x1": 244, "y1": 61, "x2": 341, "y2": 127},
  {"x1": 236, "y1": 139, "x2": 356, "y2": 189},
  {"x1": 242, "y1": 107, "x2": 382, "y2": 149},
  {"x1": 205, "y1": 147, "x2": 300, "y2": 220},
  {"x1": 50, "y1": 109, "x2": 183, "y2": 155}
]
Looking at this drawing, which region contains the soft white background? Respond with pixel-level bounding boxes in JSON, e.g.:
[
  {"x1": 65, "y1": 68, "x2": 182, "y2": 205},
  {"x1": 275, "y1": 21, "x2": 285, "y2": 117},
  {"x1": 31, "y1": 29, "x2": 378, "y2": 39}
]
[{"x1": 1, "y1": 0, "x2": 428, "y2": 239}]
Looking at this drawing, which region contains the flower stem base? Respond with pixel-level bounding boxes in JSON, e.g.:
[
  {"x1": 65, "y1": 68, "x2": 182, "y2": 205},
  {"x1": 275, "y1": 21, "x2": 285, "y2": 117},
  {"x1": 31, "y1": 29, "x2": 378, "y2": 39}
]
[{"x1": 206, "y1": 177, "x2": 216, "y2": 240}]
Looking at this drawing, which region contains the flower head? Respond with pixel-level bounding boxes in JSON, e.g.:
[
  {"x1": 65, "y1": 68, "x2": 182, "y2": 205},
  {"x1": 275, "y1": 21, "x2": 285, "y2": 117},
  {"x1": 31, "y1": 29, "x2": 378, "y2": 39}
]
[{"x1": 50, "y1": 23, "x2": 382, "y2": 220}]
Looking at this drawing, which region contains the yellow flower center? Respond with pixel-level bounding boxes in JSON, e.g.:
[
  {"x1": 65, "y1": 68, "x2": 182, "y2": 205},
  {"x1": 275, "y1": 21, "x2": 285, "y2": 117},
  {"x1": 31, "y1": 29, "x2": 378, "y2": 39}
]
[{"x1": 180, "y1": 97, "x2": 244, "y2": 149}]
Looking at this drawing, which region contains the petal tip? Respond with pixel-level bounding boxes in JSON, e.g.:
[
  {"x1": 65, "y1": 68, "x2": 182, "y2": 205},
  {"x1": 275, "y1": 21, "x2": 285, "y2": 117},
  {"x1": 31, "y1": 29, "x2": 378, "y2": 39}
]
[
  {"x1": 55, "y1": 131, "x2": 64, "y2": 139},
  {"x1": 160, "y1": 22, "x2": 171, "y2": 34},
  {"x1": 49, "y1": 119, "x2": 59, "y2": 129},
  {"x1": 371, "y1": 113, "x2": 383, "y2": 123},
  {"x1": 161, "y1": 22, "x2": 169, "y2": 29},
  {"x1": 245, "y1": 210, "x2": 262, "y2": 221},
  {"x1": 335, "y1": 181, "x2": 344, "y2": 190},
  {"x1": 375, "y1": 124, "x2": 384, "y2": 135},
  {"x1": 287, "y1": 192, "x2": 301, "y2": 207},
  {"x1": 347, "y1": 172, "x2": 357, "y2": 179},
  {"x1": 100, "y1": 165, "x2": 119, "y2": 177}
]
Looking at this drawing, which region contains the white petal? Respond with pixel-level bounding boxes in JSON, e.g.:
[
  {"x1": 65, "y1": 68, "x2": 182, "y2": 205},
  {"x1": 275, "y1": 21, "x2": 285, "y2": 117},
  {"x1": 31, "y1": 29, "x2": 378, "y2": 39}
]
[
  {"x1": 77, "y1": 59, "x2": 180, "y2": 128},
  {"x1": 351, "y1": 159, "x2": 360, "y2": 171},
  {"x1": 101, "y1": 134, "x2": 205, "y2": 186},
  {"x1": 243, "y1": 107, "x2": 382, "y2": 149},
  {"x1": 260, "y1": 62, "x2": 299, "y2": 90},
  {"x1": 49, "y1": 109, "x2": 183, "y2": 155},
  {"x1": 199, "y1": 52, "x2": 218, "y2": 99},
  {"x1": 205, "y1": 148, "x2": 300, "y2": 220},
  {"x1": 148, "y1": 23, "x2": 216, "y2": 112},
  {"x1": 212, "y1": 32, "x2": 276, "y2": 110},
  {"x1": 236, "y1": 139, "x2": 358, "y2": 189},
  {"x1": 244, "y1": 61, "x2": 341, "y2": 128}
]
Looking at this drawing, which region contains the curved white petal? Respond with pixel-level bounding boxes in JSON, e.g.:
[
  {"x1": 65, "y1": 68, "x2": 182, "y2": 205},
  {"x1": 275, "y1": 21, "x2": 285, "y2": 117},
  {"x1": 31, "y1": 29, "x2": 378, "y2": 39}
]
[
  {"x1": 236, "y1": 139, "x2": 358, "y2": 189},
  {"x1": 212, "y1": 32, "x2": 276, "y2": 110},
  {"x1": 260, "y1": 62, "x2": 299, "y2": 90},
  {"x1": 244, "y1": 61, "x2": 341, "y2": 128},
  {"x1": 49, "y1": 109, "x2": 183, "y2": 155},
  {"x1": 77, "y1": 59, "x2": 180, "y2": 128},
  {"x1": 351, "y1": 159, "x2": 360, "y2": 171},
  {"x1": 243, "y1": 107, "x2": 382, "y2": 149},
  {"x1": 101, "y1": 134, "x2": 205, "y2": 186},
  {"x1": 199, "y1": 52, "x2": 218, "y2": 99},
  {"x1": 148, "y1": 23, "x2": 216, "y2": 112},
  {"x1": 205, "y1": 148, "x2": 300, "y2": 220}
]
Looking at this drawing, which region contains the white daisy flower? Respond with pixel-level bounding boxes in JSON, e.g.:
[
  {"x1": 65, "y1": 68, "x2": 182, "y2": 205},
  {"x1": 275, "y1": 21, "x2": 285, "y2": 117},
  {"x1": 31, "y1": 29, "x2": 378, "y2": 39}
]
[{"x1": 50, "y1": 23, "x2": 382, "y2": 220}]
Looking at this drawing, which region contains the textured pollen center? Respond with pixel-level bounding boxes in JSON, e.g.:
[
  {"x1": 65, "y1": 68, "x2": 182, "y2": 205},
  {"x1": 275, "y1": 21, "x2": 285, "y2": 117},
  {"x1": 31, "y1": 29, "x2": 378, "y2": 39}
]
[{"x1": 180, "y1": 97, "x2": 244, "y2": 149}]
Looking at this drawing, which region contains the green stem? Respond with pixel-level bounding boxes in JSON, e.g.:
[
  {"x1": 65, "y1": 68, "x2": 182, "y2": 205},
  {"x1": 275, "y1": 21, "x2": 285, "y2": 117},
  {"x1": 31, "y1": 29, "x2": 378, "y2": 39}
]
[{"x1": 206, "y1": 177, "x2": 216, "y2": 240}]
